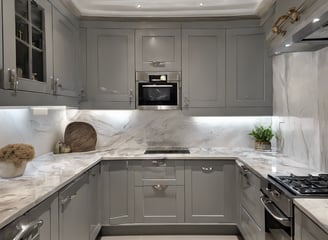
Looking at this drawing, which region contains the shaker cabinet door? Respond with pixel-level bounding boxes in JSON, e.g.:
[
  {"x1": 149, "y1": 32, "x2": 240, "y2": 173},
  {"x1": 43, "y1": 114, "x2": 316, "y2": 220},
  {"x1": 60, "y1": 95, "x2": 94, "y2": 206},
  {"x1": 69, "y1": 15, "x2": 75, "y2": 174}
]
[
  {"x1": 52, "y1": 7, "x2": 80, "y2": 97},
  {"x1": 182, "y1": 29, "x2": 226, "y2": 110},
  {"x1": 185, "y1": 160, "x2": 236, "y2": 223},
  {"x1": 226, "y1": 28, "x2": 272, "y2": 109},
  {"x1": 136, "y1": 29, "x2": 181, "y2": 71},
  {"x1": 86, "y1": 29, "x2": 135, "y2": 109}
]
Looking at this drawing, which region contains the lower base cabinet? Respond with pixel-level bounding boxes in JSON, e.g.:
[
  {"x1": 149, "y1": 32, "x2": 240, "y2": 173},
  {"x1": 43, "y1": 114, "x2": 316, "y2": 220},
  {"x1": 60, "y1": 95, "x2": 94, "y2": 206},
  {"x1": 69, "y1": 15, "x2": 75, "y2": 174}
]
[
  {"x1": 294, "y1": 207, "x2": 328, "y2": 240},
  {"x1": 240, "y1": 206, "x2": 264, "y2": 240},
  {"x1": 135, "y1": 185, "x2": 185, "y2": 223},
  {"x1": 185, "y1": 160, "x2": 236, "y2": 223},
  {"x1": 59, "y1": 173, "x2": 89, "y2": 240}
]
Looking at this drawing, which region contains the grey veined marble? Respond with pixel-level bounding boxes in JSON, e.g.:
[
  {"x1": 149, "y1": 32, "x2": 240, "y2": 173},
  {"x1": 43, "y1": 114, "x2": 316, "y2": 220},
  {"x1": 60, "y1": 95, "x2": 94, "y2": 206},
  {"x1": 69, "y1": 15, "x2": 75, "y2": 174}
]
[
  {"x1": 65, "y1": 109, "x2": 272, "y2": 150},
  {"x1": 272, "y1": 47, "x2": 328, "y2": 172}
]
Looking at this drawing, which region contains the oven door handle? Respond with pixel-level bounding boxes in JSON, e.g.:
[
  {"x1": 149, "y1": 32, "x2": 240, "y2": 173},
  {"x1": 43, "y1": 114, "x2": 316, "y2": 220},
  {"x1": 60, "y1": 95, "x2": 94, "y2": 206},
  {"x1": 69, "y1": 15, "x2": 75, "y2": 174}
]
[
  {"x1": 260, "y1": 196, "x2": 291, "y2": 227},
  {"x1": 142, "y1": 85, "x2": 173, "y2": 88}
]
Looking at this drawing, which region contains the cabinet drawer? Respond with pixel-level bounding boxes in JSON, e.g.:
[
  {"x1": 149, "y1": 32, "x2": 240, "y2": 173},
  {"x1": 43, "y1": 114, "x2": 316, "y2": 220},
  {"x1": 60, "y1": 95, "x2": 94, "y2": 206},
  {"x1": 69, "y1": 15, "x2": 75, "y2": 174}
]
[
  {"x1": 240, "y1": 168, "x2": 264, "y2": 228},
  {"x1": 135, "y1": 185, "x2": 184, "y2": 223},
  {"x1": 240, "y1": 206, "x2": 264, "y2": 240},
  {"x1": 134, "y1": 160, "x2": 184, "y2": 186}
]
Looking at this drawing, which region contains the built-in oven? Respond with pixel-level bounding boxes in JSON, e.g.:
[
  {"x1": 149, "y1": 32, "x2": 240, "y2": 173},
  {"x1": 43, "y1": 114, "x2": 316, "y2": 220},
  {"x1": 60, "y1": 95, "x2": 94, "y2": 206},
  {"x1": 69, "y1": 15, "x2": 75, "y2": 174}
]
[{"x1": 136, "y1": 72, "x2": 181, "y2": 110}]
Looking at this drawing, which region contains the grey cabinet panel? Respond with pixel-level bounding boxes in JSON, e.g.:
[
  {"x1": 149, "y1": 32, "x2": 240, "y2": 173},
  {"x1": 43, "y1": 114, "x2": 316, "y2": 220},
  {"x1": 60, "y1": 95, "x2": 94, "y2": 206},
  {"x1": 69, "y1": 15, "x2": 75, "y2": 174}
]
[
  {"x1": 53, "y1": 7, "x2": 80, "y2": 97},
  {"x1": 59, "y1": 173, "x2": 89, "y2": 240},
  {"x1": 136, "y1": 29, "x2": 181, "y2": 71},
  {"x1": 2, "y1": 0, "x2": 52, "y2": 93},
  {"x1": 185, "y1": 160, "x2": 236, "y2": 223},
  {"x1": 0, "y1": 194, "x2": 59, "y2": 240},
  {"x1": 227, "y1": 28, "x2": 272, "y2": 108},
  {"x1": 294, "y1": 207, "x2": 328, "y2": 240},
  {"x1": 86, "y1": 29, "x2": 135, "y2": 108},
  {"x1": 240, "y1": 206, "x2": 264, "y2": 240},
  {"x1": 135, "y1": 185, "x2": 184, "y2": 223},
  {"x1": 89, "y1": 165, "x2": 101, "y2": 240},
  {"x1": 182, "y1": 29, "x2": 226, "y2": 109},
  {"x1": 102, "y1": 161, "x2": 135, "y2": 225},
  {"x1": 240, "y1": 167, "x2": 264, "y2": 228},
  {"x1": 134, "y1": 160, "x2": 184, "y2": 186}
]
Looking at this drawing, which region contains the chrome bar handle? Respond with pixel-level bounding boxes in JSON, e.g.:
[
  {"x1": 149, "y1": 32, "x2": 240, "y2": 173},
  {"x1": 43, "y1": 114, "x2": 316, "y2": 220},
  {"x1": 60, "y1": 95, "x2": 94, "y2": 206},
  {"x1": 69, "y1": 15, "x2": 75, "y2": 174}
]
[
  {"x1": 13, "y1": 220, "x2": 43, "y2": 240},
  {"x1": 152, "y1": 184, "x2": 168, "y2": 191},
  {"x1": 9, "y1": 68, "x2": 18, "y2": 94},
  {"x1": 60, "y1": 194, "x2": 77, "y2": 206},
  {"x1": 201, "y1": 167, "x2": 213, "y2": 173},
  {"x1": 129, "y1": 89, "x2": 134, "y2": 104},
  {"x1": 260, "y1": 196, "x2": 290, "y2": 226},
  {"x1": 151, "y1": 61, "x2": 165, "y2": 67}
]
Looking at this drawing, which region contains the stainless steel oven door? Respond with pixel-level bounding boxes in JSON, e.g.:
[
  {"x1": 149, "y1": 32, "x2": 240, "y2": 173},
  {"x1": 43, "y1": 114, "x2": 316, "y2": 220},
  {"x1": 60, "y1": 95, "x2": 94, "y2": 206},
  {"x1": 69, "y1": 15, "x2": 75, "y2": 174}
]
[
  {"x1": 137, "y1": 81, "x2": 180, "y2": 110},
  {"x1": 260, "y1": 195, "x2": 293, "y2": 240}
]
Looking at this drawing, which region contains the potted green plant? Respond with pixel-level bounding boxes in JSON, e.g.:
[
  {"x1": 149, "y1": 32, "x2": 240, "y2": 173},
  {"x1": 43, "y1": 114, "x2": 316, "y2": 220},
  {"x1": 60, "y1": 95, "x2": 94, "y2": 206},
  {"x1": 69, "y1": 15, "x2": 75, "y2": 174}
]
[{"x1": 249, "y1": 125, "x2": 274, "y2": 151}]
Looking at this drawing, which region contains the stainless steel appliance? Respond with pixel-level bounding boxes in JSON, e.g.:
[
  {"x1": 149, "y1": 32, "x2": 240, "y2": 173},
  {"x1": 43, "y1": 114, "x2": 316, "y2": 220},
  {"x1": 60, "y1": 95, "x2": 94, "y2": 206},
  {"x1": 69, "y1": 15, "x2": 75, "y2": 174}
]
[
  {"x1": 260, "y1": 174, "x2": 328, "y2": 240},
  {"x1": 136, "y1": 72, "x2": 181, "y2": 110}
]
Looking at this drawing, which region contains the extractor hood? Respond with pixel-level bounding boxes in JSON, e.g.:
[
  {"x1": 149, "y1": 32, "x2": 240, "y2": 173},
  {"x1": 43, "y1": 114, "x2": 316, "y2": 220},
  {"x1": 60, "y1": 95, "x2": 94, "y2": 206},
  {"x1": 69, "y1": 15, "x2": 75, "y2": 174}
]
[{"x1": 292, "y1": 10, "x2": 328, "y2": 51}]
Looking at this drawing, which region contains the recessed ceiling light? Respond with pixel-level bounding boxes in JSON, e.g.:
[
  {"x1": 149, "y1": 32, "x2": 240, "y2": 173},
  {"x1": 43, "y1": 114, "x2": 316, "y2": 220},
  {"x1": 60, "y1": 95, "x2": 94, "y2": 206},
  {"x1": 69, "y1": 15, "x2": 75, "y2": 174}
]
[
  {"x1": 137, "y1": 4, "x2": 141, "y2": 8},
  {"x1": 199, "y1": 2, "x2": 204, "y2": 7},
  {"x1": 285, "y1": 43, "x2": 292, "y2": 47},
  {"x1": 312, "y1": 18, "x2": 320, "y2": 23}
]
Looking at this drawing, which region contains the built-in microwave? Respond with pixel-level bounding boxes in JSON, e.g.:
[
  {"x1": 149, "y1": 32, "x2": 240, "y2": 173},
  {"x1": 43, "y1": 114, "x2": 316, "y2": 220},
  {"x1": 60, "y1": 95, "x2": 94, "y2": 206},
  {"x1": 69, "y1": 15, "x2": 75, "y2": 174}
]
[{"x1": 136, "y1": 72, "x2": 181, "y2": 110}]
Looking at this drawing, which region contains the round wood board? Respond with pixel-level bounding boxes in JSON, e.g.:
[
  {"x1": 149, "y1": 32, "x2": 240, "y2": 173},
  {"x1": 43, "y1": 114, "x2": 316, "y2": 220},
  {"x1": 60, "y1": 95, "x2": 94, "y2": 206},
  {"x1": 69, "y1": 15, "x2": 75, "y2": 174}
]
[{"x1": 64, "y1": 122, "x2": 97, "y2": 152}]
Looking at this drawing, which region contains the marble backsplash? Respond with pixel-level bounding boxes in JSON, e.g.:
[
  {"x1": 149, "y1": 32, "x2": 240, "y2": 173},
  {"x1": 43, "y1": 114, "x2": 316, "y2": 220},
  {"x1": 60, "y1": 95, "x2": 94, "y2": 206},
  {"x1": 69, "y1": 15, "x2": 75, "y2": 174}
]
[
  {"x1": 272, "y1": 47, "x2": 328, "y2": 172},
  {"x1": 0, "y1": 108, "x2": 68, "y2": 156},
  {"x1": 0, "y1": 108, "x2": 272, "y2": 156},
  {"x1": 65, "y1": 110, "x2": 272, "y2": 150}
]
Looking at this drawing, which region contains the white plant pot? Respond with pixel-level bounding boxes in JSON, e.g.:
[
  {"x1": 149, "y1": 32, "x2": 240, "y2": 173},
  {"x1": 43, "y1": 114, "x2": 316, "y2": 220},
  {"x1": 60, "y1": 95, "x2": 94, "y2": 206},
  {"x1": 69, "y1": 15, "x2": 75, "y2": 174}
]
[{"x1": 0, "y1": 161, "x2": 27, "y2": 178}]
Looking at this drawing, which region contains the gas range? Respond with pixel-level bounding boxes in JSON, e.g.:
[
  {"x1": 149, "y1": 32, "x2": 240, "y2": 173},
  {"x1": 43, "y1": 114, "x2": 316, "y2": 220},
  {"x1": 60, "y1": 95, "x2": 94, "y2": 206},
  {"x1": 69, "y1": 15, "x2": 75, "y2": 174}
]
[
  {"x1": 268, "y1": 174, "x2": 328, "y2": 197},
  {"x1": 260, "y1": 173, "x2": 328, "y2": 240}
]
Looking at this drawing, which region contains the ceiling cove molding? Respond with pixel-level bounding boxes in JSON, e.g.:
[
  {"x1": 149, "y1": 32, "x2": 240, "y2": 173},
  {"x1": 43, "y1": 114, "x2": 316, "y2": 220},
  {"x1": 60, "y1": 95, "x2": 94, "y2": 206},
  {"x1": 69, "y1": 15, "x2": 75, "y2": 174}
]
[{"x1": 61, "y1": 0, "x2": 275, "y2": 18}]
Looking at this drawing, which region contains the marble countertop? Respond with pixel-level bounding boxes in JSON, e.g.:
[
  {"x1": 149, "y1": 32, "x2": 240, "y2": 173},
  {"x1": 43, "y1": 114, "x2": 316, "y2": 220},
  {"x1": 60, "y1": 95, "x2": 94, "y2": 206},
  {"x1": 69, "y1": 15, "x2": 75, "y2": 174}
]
[
  {"x1": 294, "y1": 199, "x2": 328, "y2": 234},
  {"x1": 0, "y1": 147, "x2": 327, "y2": 232}
]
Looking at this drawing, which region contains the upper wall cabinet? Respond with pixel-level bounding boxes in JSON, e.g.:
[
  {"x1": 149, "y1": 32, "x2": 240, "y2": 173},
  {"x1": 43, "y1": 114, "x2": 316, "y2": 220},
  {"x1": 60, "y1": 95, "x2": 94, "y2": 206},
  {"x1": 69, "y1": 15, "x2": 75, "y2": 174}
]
[
  {"x1": 182, "y1": 29, "x2": 226, "y2": 109},
  {"x1": 136, "y1": 29, "x2": 181, "y2": 71},
  {"x1": 85, "y1": 29, "x2": 135, "y2": 109},
  {"x1": 1, "y1": 0, "x2": 53, "y2": 93},
  {"x1": 52, "y1": 7, "x2": 80, "y2": 97},
  {"x1": 226, "y1": 28, "x2": 272, "y2": 112}
]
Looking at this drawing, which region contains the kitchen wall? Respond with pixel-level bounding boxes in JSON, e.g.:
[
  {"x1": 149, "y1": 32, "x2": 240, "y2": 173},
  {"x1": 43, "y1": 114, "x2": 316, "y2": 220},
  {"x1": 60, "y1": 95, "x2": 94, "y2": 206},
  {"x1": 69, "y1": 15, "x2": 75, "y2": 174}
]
[
  {"x1": 272, "y1": 46, "x2": 328, "y2": 172},
  {"x1": 0, "y1": 108, "x2": 68, "y2": 156}
]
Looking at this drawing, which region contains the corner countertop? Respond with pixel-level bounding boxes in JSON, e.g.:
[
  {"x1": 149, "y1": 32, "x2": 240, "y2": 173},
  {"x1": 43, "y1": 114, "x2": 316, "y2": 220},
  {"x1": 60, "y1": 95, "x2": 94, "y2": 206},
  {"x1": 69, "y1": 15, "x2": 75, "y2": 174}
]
[{"x1": 0, "y1": 147, "x2": 327, "y2": 233}]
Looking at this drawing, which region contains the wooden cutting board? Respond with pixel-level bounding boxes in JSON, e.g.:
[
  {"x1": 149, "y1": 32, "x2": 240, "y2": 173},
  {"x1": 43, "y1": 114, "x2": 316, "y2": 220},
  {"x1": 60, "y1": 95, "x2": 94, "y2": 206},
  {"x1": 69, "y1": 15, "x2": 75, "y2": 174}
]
[{"x1": 64, "y1": 122, "x2": 97, "y2": 152}]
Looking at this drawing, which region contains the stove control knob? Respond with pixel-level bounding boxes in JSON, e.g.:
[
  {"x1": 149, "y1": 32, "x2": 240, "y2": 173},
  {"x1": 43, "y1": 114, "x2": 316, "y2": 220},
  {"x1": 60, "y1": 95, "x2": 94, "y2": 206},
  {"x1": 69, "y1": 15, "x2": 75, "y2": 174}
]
[{"x1": 271, "y1": 190, "x2": 281, "y2": 198}]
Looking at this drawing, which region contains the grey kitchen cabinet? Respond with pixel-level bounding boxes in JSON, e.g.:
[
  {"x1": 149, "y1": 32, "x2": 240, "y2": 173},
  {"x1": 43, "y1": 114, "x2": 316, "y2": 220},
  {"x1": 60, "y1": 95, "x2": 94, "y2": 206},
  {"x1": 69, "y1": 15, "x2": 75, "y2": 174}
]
[
  {"x1": 89, "y1": 165, "x2": 102, "y2": 240},
  {"x1": 237, "y1": 162, "x2": 265, "y2": 240},
  {"x1": 135, "y1": 185, "x2": 184, "y2": 223},
  {"x1": 0, "y1": 194, "x2": 59, "y2": 240},
  {"x1": 136, "y1": 29, "x2": 181, "y2": 71},
  {"x1": 102, "y1": 161, "x2": 135, "y2": 225},
  {"x1": 294, "y1": 207, "x2": 328, "y2": 240},
  {"x1": 85, "y1": 29, "x2": 135, "y2": 109},
  {"x1": 134, "y1": 160, "x2": 185, "y2": 186},
  {"x1": 226, "y1": 28, "x2": 272, "y2": 113},
  {"x1": 134, "y1": 160, "x2": 185, "y2": 223},
  {"x1": 52, "y1": 6, "x2": 80, "y2": 97},
  {"x1": 2, "y1": 0, "x2": 53, "y2": 93},
  {"x1": 182, "y1": 29, "x2": 226, "y2": 110},
  {"x1": 185, "y1": 160, "x2": 236, "y2": 223},
  {"x1": 59, "y1": 173, "x2": 89, "y2": 240}
]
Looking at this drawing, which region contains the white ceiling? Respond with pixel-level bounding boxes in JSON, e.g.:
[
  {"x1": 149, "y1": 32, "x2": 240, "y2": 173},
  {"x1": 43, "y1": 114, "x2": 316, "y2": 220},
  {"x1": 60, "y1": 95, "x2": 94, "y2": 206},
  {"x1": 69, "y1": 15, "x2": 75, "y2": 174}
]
[{"x1": 62, "y1": 0, "x2": 275, "y2": 18}]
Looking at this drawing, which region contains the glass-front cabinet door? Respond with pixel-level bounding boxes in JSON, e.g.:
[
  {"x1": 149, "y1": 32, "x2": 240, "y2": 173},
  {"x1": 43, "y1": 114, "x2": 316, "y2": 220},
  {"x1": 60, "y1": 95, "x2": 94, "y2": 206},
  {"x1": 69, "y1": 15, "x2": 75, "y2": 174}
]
[{"x1": 1, "y1": 0, "x2": 52, "y2": 93}]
